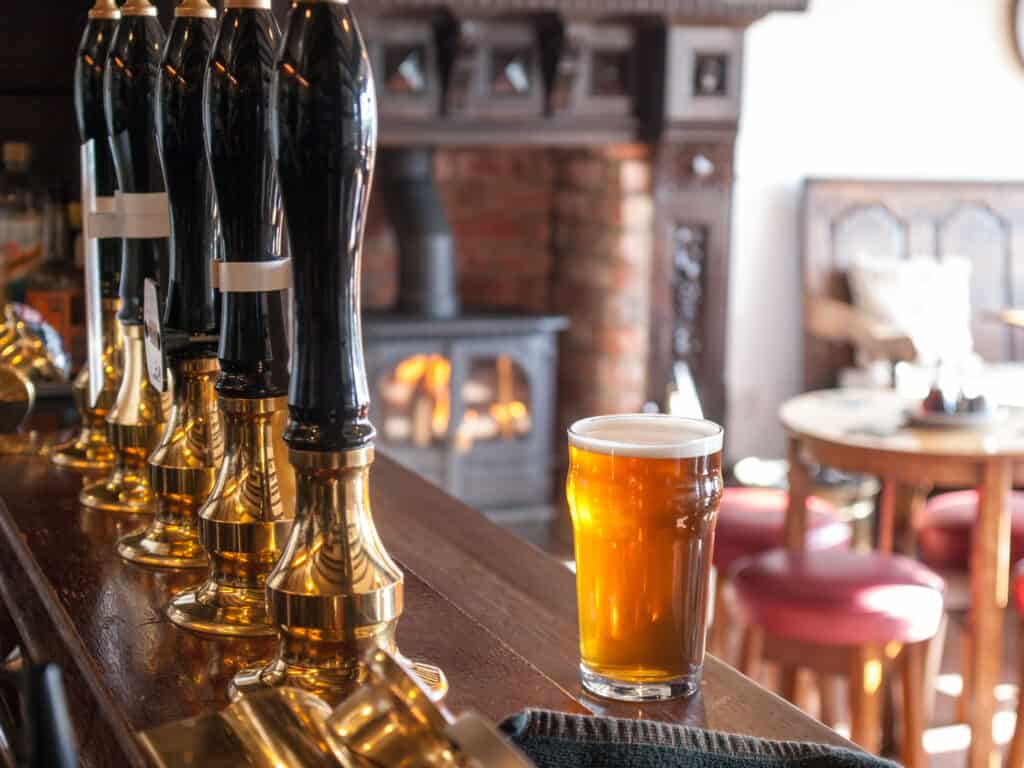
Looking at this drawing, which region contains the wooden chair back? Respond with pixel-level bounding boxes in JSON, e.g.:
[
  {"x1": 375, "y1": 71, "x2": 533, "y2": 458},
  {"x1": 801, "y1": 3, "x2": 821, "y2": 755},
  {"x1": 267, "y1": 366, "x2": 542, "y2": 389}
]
[{"x1": 802, "y1": 179, "x2": 1024, "y2": 390}]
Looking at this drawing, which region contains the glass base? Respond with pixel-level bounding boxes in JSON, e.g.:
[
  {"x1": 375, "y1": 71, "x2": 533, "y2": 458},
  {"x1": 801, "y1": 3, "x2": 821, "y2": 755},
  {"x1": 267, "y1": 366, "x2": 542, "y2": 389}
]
[{"x1": 580, "y1": 663, "x2": 700, "y2": 701}]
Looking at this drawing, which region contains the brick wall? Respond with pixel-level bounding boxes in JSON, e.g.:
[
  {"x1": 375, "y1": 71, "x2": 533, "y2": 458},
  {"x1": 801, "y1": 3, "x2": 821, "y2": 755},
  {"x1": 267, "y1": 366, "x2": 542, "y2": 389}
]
[{"x1": 362, "y1": 145, "x2": 654, "y2": 447}]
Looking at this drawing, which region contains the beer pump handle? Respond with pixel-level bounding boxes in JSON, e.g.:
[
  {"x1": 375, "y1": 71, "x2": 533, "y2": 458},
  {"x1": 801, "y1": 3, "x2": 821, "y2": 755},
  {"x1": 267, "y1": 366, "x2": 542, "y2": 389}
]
[
  {"x1": 206, "y1": 3, "x2": 289, "y2": 397},
  {"x1": 275, "y1": 1, "x2": 378, "y2": 452},
  {"x1": 74, "y1": 8, "x2": 121, "y2": 300},
  {"x1": 156, "y1": 3, "x2": 218, "y2": 345},
  {"x1": 103, "y1": 5, "x2": 167, "y2": 326}
]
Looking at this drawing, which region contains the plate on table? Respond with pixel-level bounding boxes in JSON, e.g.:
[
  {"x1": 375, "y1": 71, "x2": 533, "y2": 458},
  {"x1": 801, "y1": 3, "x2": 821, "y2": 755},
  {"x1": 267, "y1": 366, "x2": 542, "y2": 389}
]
[{"x1": 905, "y1": 407, "x2": 1008, "y2": 429}]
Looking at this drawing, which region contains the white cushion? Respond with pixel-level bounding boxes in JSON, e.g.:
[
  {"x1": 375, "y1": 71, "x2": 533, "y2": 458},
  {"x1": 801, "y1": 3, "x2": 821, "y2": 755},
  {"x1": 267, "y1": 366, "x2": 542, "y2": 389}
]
[{"x1": 847, "y1": 255, "x2": 974, "y2": 367}]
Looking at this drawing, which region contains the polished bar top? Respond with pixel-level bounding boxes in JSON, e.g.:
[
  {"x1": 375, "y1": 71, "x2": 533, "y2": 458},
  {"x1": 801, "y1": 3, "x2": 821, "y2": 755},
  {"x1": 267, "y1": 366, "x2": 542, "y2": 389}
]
[{"x1": 0, "y1": 449, "x2": 850, "y2": 766}]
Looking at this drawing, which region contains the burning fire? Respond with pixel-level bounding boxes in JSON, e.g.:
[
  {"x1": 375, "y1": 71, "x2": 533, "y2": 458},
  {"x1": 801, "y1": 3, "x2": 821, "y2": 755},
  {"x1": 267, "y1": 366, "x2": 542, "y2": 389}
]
[
  {"x1": 383, "y1": 353, "x2": 531, "y2": 450},
  {"x1": 393, "y1": 354, "x2": 451, "y2": 436}
]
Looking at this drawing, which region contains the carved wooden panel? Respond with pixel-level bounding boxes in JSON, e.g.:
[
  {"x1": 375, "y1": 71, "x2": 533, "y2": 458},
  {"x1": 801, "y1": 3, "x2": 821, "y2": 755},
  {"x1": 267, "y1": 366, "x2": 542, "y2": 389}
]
[
  {"x1": 831, "y1": 204, "x2": 907, "y2": 268},
  {"x1": 445, "y1": 20, "x2": 545, "y2": 119},
  {"x1": 671, "y1": 224, "x2": 708, "y2": 370},
  {"x1": 550, "y1": 23, "x2": 634, "y2": 119},
  {"x1": 938, "y1": 203, "x2": 1013, "y2": 361},
  {"x1": 649, "y1": 138, "x2": 734, "y2": 427},
  {"x1": 803, "y1": 180, "x2": 1024, "y2": 390},
  {"x1": 363, "y1": 18, "x2": 443, "y2": 120}
]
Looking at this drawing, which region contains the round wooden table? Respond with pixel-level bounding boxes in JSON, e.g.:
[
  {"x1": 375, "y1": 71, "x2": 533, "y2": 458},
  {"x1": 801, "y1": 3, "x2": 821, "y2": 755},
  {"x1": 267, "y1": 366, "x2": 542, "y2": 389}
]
[{"x1": 780, "y1": 388, "x2": 1024, "y2": 768}]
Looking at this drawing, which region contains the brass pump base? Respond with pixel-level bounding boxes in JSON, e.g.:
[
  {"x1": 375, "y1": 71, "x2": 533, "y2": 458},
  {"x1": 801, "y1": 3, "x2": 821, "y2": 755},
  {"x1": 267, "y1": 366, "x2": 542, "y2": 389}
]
[
  {"x1": 167, "y1": 395, "x2": 295, "y2": 636},
  {"x1": 80, "y1": 323, "x2": 168, "y2": 513},
  {"x1": 118, "y1": 355, "x2": 223, "y2": 569},
  {"x1": 52, "y1": 370, "x2": 115, "y2": 471},
  {"x1": 230, "y1": 446, "x2": 447, "y2": 705},
  {"x1": 52, "y1": 300, "x2": 123, "y2": 472}
]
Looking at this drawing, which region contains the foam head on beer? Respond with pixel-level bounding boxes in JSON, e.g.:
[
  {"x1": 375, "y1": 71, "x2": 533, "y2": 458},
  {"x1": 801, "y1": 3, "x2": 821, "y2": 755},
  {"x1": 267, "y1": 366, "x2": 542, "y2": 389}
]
[
  {"x1": 567, "y1": 413, "x2": 723, "y2": 701},
  {"x1": 568, "y1": 413, "x2": 723, "y2": 458}
]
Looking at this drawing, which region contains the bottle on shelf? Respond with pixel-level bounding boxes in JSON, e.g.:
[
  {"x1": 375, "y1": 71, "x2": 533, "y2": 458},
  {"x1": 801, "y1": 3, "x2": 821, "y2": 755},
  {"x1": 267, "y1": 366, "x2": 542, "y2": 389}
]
[{"x1": 0, "y1": 142, "x2": 44, "y2": 299}]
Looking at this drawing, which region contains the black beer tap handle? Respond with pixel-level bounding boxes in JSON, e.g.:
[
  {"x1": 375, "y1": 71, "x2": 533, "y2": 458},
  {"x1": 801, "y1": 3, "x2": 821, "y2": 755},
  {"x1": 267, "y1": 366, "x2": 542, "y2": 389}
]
[
  {"x1": 157, "y1": 9, "x2": 219, "y2": 347},
  {"x1": 104, "y1": 11, "x2": 167, "y2": 326},
  {"x1": 74, "y1": 13, "x2": 121, "y2": 301},
  {"x1": 274, "y1": 1, "x2": 377, "y2": 452},
  {"x1": 206, "y1": 4, "x2": 290, "y2": 397}
]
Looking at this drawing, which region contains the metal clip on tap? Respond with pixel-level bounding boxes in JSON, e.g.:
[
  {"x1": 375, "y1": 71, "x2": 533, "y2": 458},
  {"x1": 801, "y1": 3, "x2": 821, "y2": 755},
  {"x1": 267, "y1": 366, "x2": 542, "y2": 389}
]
[
  {"x1": 167, "y1": 0, "x2": 295, "y2": 631},
  {"x1": 80, "y1": 0, "x2": 169, "y2": 514},
  {"x1": 117, "y1": 0, "x2": 222, "y2": 569},
  {"x1": 230, "y1": 0, "x2": 446, "y2": 705}
]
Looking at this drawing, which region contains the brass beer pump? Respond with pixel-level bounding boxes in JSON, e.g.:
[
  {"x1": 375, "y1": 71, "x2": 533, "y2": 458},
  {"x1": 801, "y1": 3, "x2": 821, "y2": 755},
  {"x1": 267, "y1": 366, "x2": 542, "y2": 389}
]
[
  {"x1": 166, "y1": 0, "x2": 295, "y2": 630},
  {"x1": 117, "y1": 0, "x2": 224, "y2": 568},
  {"x1": 142, "y1": 650, "x2": 531, "y2": 768},
  {"x1": 231, "y1": 0, "x2": 446, "y2": 703},
  {"x1": 80, "y1": 0, "x2": 170, "y2": 513},
  {"x1": 53, "y1": 0, "x2": 125, "y2": 472}
]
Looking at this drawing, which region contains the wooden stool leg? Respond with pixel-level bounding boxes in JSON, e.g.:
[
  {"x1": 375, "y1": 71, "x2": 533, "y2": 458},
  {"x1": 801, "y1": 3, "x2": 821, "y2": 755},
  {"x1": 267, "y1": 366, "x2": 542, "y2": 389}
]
[
  {"x1": 1007, "y1": 623, "x2": 1024, "y2": 768},
  {"x1": 957, "y1": 623, "x2": 972, "y2": 724},
  {"x1": 780, "y1": 665, "x2": 801, "y2": 708},
  {"x1": 819, "y1": 674, "x2": 840, "y2": 728},
  {"x1": 923, "y1": 612, "x2": 948, "y2": 729},
  {"x1": 739, "y1": 625, "x2": 763, "y2": 681},
  {"x1": 848, "y1": 645, "x2": 884, "y2": 754},
  {"x1": 900, "y1": 641, "x2": 926, "y2": 768},
  {"x1": 709, "y1": 575, "x2": 729, "y2": 659}
]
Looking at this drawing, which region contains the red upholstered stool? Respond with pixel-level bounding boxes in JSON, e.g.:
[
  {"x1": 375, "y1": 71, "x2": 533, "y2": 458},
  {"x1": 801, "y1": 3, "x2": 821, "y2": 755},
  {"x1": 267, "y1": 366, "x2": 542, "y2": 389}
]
[
  {"x1": 709, "y1": 488, "x2": 850, "y2": 656},
  {"x1": 917, "y1": 490, "x2": 1024, "y2": 569},
  {"x1": 731, "y1": 548, "x2": 945, "y2": 767},
  {"x1": 714, "y1": 488, "x2": 851, "y2": 573},
  {"x1": 1005, "y1": 562, "x2": 1024, "y2": 768}
]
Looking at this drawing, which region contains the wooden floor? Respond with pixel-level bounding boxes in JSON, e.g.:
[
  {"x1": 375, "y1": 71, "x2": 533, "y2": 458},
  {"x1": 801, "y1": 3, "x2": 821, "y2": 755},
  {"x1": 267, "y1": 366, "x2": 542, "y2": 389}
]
[{"x1": 504, "y1": 516, "x2": 1024, "y2": 767}]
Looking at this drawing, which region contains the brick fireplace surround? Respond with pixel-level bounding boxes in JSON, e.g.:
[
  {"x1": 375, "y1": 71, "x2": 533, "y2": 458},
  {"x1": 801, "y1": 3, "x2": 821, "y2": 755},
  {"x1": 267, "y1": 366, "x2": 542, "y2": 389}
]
[{"x1": 362, "y1": 146, "x2": 654, "y2": 460}]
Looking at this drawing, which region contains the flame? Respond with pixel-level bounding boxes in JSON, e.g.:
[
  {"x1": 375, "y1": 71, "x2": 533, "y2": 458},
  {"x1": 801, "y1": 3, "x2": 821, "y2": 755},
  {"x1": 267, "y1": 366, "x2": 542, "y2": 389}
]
[{"x1": 393, "y1": 354, "x2": 451, "y2": 435}]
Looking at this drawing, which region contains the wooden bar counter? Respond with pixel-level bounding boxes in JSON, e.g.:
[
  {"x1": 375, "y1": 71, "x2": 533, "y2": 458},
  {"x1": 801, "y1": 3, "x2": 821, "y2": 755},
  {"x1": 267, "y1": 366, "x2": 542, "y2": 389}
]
[{"x1": 0, "y1": 449, "x2": 849, "y2": 766}]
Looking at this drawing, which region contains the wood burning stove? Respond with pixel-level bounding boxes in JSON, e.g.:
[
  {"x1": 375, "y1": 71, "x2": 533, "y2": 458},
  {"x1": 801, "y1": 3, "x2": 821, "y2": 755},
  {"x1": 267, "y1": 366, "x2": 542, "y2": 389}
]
[
  {"x1": 365, "y1": 313, "x2": 566, "y2": 513},
  {"x1": 368, "y1": 147, "x2": 567, "y2": 514}
]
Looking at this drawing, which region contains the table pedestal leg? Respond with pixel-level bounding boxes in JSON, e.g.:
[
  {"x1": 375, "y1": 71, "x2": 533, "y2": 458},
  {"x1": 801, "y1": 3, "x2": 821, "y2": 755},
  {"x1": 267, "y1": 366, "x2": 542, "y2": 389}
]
[{"x1": 967, "y1": 459, "x2": 1011, "y2": 768}]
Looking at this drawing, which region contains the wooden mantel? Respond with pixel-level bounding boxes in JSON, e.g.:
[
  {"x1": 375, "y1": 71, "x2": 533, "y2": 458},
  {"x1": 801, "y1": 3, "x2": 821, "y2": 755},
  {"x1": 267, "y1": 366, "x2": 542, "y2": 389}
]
[{"x1": 353, "y1": 0, "x2": 808, "y2": 22}]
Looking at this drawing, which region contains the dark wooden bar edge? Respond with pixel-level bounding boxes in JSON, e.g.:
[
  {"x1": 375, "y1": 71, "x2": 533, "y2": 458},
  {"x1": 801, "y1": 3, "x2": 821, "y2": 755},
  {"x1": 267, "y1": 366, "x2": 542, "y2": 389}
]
[
  {"x1": 0, "y1": 497, "x2": 148, "y2": 766},
  {"x1": 0, "y1": 452, "x2": 852, "y2": 765}
]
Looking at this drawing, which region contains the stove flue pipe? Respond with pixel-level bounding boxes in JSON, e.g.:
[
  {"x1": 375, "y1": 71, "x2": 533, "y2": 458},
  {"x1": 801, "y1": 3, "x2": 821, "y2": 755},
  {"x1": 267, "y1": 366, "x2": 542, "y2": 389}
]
[{"x1": 378, "y1": 147, "x2": 459, "y2": 319}]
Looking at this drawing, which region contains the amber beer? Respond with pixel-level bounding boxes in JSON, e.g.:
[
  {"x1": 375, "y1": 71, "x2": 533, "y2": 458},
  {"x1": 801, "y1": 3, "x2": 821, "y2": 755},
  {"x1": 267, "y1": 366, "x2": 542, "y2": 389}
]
[{"x1": 567, "y1": 414, "x2": 724, "y2": 700}]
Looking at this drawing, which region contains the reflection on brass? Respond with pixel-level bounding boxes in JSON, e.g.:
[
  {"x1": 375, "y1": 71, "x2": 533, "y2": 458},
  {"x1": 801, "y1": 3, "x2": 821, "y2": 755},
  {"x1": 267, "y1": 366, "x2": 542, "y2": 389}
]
[
  {"x1": 80, "y1": 323, "x2": 169, "y2": 513},
  {"x1": 167, "y1": 395, "x2": 295, "y2": 635},
  {"x1": 88, "y1": 0, "x2": 121, "y2": 19},
  {"x1": 223, "y1": 0, "x2": 272, "y2": 9},
  {"x1": 141, "y1": 649, "x2": 531, "y2": 768},
  {"x1": 0, "y1": 364, "x2": 33, "y2": 434},
  {"x1": 118, "y1": 355, "x2": 223, "y2": 568},
  {"x1": 230, "y1": 448, "x2": 447, "y2": 705},
  {"x1": 121, "y1": 0, "x2": 158, "y2": 17},
  {"x1": 175, "y1": 0, "x2": 216, "y2": 18},
  {"x1": 0, "y1": 305, "x2": 68, "y2": 385},
  {"x1": 52, "y1": 302, "x2": 123, "y2": 472}
]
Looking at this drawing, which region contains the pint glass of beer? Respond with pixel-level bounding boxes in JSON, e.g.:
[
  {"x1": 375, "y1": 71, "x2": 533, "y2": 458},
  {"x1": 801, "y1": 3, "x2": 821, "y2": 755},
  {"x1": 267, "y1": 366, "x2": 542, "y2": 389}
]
[{"x1": 567, "y1": 414, "x2": 724, "y2": 701}]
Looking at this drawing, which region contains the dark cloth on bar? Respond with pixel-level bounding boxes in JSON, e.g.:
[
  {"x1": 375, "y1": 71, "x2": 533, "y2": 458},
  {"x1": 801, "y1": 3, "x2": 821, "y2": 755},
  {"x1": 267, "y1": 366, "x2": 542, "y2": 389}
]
[{"x1": 500, "y1": 709, "x2": 899, "y2": 768}]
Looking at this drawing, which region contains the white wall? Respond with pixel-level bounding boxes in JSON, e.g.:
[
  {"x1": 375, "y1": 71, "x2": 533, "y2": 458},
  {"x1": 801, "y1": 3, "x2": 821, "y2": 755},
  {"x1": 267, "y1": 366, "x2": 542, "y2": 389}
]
[{"x1": 726, "y1": 0, "x2": 1024, "y2": 461}]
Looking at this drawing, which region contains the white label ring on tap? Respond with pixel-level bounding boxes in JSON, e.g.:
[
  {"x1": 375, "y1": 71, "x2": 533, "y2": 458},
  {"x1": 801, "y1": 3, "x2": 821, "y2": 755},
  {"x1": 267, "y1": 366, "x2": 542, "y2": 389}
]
[
  {"x1": 216, "y1": 259, "x2": 293, "y2": 293},
  {"x1": 115, "y1": 191, "x2": 171, "y2": 239}
]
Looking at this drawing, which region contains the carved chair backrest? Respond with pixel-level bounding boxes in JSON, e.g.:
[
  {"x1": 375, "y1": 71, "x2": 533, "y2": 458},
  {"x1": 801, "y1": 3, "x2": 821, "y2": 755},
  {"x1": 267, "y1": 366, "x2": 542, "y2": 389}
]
[{"x1": 802, "y1": 179, "x2": 1024, "y2": 390}]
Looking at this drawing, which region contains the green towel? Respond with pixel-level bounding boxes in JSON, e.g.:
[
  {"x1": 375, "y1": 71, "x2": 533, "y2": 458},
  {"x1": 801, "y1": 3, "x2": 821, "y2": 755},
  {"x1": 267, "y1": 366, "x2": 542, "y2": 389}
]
[{"x1": 500, "y1": 709, "x2": 899, "y2": 768}]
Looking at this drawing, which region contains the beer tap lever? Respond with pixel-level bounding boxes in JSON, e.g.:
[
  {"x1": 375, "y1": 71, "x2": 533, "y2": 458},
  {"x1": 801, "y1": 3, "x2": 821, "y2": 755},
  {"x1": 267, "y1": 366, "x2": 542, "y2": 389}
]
[{"x1": 229, "y1": 0, "x2": 446, "y2": 703}]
